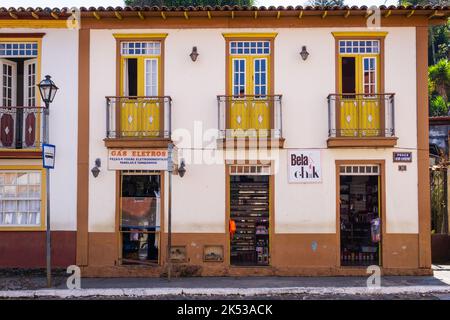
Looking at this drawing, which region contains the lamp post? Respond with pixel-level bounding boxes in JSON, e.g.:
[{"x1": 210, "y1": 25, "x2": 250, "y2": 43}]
[{"x1": 37, "y1": 75, "x2": 58, "y2": 288}]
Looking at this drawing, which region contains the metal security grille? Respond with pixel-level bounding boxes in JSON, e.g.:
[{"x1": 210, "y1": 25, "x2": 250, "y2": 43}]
[
  {"x1": 229, "y1": 165, "x2": 271, "y2": 176},
  {"x1": 339, "y1": 165, "x2": 380, "y2": 176}
]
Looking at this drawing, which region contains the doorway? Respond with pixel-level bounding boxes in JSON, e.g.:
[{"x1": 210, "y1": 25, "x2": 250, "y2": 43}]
[
  {"x1": 339, "y1": 165, "x2": 381, "y2": 266},
  {"x1": 120, "y1": 172, "x2": 161, "y2": 265},
  {"x1": 229, "y1": 166, "x2": 270, "y2": 266}
]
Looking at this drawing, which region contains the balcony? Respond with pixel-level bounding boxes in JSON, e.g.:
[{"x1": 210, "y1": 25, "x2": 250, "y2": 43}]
[
  {"x1": 217, "y1": 95, "x2": 284, "y2": 149},
  {"x1": 104, "y1": 96, "x2": 172, "y2": 148},
  {"x1": 327, "y1": 93, "x2": 397, "y2": 148},
  {"x1": 0, "y1": 106, "x2": 47, "y2": 157}
]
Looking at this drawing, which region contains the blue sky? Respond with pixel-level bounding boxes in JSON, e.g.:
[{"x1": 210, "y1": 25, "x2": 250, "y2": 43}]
[{"x1": 1, "y1": 1, "x2": 398, "y2": 8}]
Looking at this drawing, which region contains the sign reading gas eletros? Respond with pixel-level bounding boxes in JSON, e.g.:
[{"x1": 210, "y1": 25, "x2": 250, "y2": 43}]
[
  {"x1": 108, "y1": 149, "x2": 168, "y2": 171},
  {"x1": 288, "y1": 150, "x2": 322, "y2": 183}
]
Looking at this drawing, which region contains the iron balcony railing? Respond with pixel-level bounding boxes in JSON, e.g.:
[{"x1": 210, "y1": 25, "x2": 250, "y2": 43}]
[
  {"x1": 217, "y1": 95, "x2": 282, "y2": 139},
  {"x1": 106, "y1": 96, "x2": 172, "y2": 139},
  {"x1": 327, "y1": 93, "x2": 395, "y2": 138},
  {"x1": 0, "y1": 106, "x2": 48, "y2": 149}
]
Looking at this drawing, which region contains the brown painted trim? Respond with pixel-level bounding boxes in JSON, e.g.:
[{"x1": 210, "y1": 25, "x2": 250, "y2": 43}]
[
  {"x1": 0, "y1": 33, "x2": 45, "y2": 38},
  {"x1": 104, "y1": 138, "x2": 172, "y2": 148},
  {"x1": 327, "y1": 137, "x2": 397, "y2": 148},
  {"x1": 76, "y1": 29, "x2": 90, "y2": 266},
  {"x1": 0, "y1": 151, "x2": 42, "y2": 158},
  {"x1": 78, "y1": 15, "x2": 445, "y2": 30},
  {"x1": 335, "y1": 160, "x2": 386, "y2": 267},
  {"x1": 416, "y1": 26, "x2": 432, "y2": 269}
]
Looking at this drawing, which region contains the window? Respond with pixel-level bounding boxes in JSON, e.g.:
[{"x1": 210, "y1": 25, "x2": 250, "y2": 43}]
[
  {"x1": 230, "y1": 41, "x2": 270, "y2": 55},
  {"x1": 0, "y1": 42, "x2": 38, "y2": 58},
  {"x1": 0, "y1": 170, "x2": 42, "y2": 227},
  {"x1": 254, "y1": 58, "x2": 267, "y2": 96},
  {"x1": 121, "y1": 42, "x2": 160, "y2": 56},
  {"x1": 363, "y1": 57, "x2": 377, "y2": 96},
  {"x1": 339, "y1": 40, "x2": 380, "y2": 54},
  {"x1": 232, "y1": 59, "x2": 246, "y2": 96}
]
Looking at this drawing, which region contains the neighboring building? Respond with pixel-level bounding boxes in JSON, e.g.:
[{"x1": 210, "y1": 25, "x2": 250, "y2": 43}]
[
  {"x1": 0, "y1": 5, "x2": 449, "y2": 276},
  {"x1": 429, "y1": 116, "x2": 450, "y2": 263},
  {"x1": 0, "y1": 10, "x2": 78, "y2": 267}
]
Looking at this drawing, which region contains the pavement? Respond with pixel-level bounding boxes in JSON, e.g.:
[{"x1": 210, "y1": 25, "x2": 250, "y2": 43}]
[{"x1": 0, "y1": 264, "x2": 449, "y2": 299}]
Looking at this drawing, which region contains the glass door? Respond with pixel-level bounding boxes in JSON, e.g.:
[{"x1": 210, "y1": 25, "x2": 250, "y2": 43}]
[{"x1": 120, "y1": 172, "x2": 161, "y2": 265}]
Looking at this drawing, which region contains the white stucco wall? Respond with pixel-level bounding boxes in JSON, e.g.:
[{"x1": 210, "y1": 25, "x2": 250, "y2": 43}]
[
  {"x1": 0, "y1": 28, "x2": 79, "y2": 231},
  {"x1": 88, "y1": 27, "x2": 418, "y2": 234}
]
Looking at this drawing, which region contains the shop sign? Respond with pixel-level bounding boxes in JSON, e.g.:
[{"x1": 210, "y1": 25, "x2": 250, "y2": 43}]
[
  {"x1": 108, "y1": 149, "x2": 168, "y2": 170},
  {"x1": 393, "y1": 152, "x2": 412, "y2": 163},
  {"x1": 288, "y1": 150, "x2": 322, "y2": 183}
]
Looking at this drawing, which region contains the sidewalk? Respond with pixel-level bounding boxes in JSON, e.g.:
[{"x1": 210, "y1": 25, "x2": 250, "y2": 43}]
[{"x1": 0, "y1": 265, "x2": 449, "y2": 299}]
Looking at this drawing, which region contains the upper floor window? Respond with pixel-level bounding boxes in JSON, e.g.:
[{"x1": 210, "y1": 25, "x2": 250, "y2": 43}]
[
  {"x1": 121, "y1": 41, "x2": 161, "y2": 56},
  {"x1": 339, "y1": 40, "x2": 380, "y2": 54},
  {"x1": 0, "y1": 42, "x2": 38, "y2": 58},
  {"x1": 230, "y1": 41, "x2": 270, "y2": 55}
]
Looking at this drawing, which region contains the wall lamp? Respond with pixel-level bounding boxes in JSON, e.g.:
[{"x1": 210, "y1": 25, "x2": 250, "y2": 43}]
[
  {"x1": 91, "y1": 158, "x2": 101, "y2": 178},
  {"x1": 300, "y1": 46, "x2": 309, "y2": 61},
  {"x1": 189, "y1": 46, "x2": 199, "y2": 62},
  {"x1": 177, "y1": 159, "x2": 186, "y2": 178}
]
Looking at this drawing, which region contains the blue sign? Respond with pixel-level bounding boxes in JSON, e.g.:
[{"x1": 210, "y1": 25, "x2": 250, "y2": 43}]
[{"x1": 42, "y1": 144, "x2": 56, "y2": 169}]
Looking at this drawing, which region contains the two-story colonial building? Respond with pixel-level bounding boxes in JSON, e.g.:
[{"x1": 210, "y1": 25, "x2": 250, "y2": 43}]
[{"x1": 0, "y1": 4, "x2": 449, "y2": 277}]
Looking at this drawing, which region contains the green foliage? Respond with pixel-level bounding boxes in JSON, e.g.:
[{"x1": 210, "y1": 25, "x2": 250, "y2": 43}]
[
  {"x1": 124, "y1": 0, "x2": 254, "y2": 6},
  {"x1": 430, "y1": 95, "x2": 449, "y2": 116},
  {"x1": 429, "y1": 59, "x2": 450, "y2": 116}
]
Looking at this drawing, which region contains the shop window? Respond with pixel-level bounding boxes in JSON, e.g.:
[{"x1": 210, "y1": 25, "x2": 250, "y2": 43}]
[
  {"x1": 120, "y1": 173, "x2": 161, "y2": 265},
  {"x1": 0, "y1": 170, "x2": 42, "y2": 227},
  {"x1": 339, "y1": 165, "x2": 381, "y2": 266}
]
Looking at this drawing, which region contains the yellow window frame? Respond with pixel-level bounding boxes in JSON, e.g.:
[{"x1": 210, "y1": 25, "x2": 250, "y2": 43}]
[{"x1": 0, "y1": 165, "x2": 46, "y2": 231}]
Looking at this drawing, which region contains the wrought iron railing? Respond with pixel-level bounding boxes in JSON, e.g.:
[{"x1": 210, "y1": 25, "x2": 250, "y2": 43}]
[
  {"x1": 217, "y1": 95, "x2": 282, "y2": 139},
  {"x1": 327, "y1": 93, "x2": 395, "y2": 138},
  {"x1": 0, "y1": 106, "x2": 47, "y2": 149},
  {"x1": 106, "y1": 96, "x2": 172, "y2": 139}
]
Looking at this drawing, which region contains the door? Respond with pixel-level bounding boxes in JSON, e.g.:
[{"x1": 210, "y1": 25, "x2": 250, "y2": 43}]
[
  {"x1": 339, "y1": 165, "x2": 382, "y2": 267},
  {"x1": 23, "y1": 59, "x2": 37, "y2": 148},
  {"x1": 120, "y1": 173, "x2": 161, "y2": 265},
  {"x1": 0, "y1": 59, "x2": 17, "y2": 147},
  {"x1": 339, "y1": 52, "x2": 380, "y2": 137},
  {"x1": 229, "y1": 165, "x2": 271, "y2": 267},
  {"x1": 120, "y1": 43, "x2": 161, "y2": 137},
  {"x1": 229, "y1": 45, "x2": 270, "y2": 137}
]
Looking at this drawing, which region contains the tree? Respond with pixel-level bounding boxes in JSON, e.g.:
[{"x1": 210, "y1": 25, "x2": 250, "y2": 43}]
[
  {"x1": 305, "y1": 0, "x2": 345, "y2": 6},
  {"x1": 429, "y1": 59, "x2": 450, "y2": 103},
  {"x1": 124, "y1": 0, "x2": 254, "y2": 6}
]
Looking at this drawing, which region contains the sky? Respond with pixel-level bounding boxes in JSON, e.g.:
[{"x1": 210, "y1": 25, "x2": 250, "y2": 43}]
[{"x1": 0, "y1": 1, "x2": 399, "y2": 9}]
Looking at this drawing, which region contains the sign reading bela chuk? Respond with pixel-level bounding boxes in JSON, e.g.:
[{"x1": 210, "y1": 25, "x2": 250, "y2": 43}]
[
  {"x1": 288, "y1": 150, "x2": 322, "y2": 183},
  {"x1": 108, "y1": 149, "x2": 168, "y2": 170}
]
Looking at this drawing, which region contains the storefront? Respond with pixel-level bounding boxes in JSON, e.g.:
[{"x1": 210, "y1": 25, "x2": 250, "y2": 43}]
[
  {"x1": 338, "y1": 164, "x2": 382, "y2": 267},
  {"x1": 228, "y1": 164, "x2": 271, "y2": 267},
  {"x1": 119, "y1": 171, "x2": 162, "y2": 265}
]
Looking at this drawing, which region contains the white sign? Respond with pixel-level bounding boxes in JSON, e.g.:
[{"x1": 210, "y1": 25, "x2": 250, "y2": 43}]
[
  {"x1": 288, "y1": 150, "x2": 322, "y2": 183},
  {"x1": 108, "y1": 149, "x2": 168, "y2": 171},
  {"x1": 42, "y1": 144, "x2": 56, "y2": 169}
]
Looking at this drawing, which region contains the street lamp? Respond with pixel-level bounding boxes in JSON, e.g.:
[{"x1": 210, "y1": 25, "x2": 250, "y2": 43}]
[{"x1": 37, "y1": 75, "x2": 58, "y2": 288}]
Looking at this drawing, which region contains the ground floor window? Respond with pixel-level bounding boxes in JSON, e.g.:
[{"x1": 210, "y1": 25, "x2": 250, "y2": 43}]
[
  {"x1": 339, "y1": 165, "x2": 381, "y2": 266},
  {"x1": 229, "y1": 165, "x2": 270, "y2": 266},
  {"x1": 0, "y1": 170, "x2": 42, "y2": 227},
  {"x1": 120, "y1": 171, "x2": 161, "y2": 265}
]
